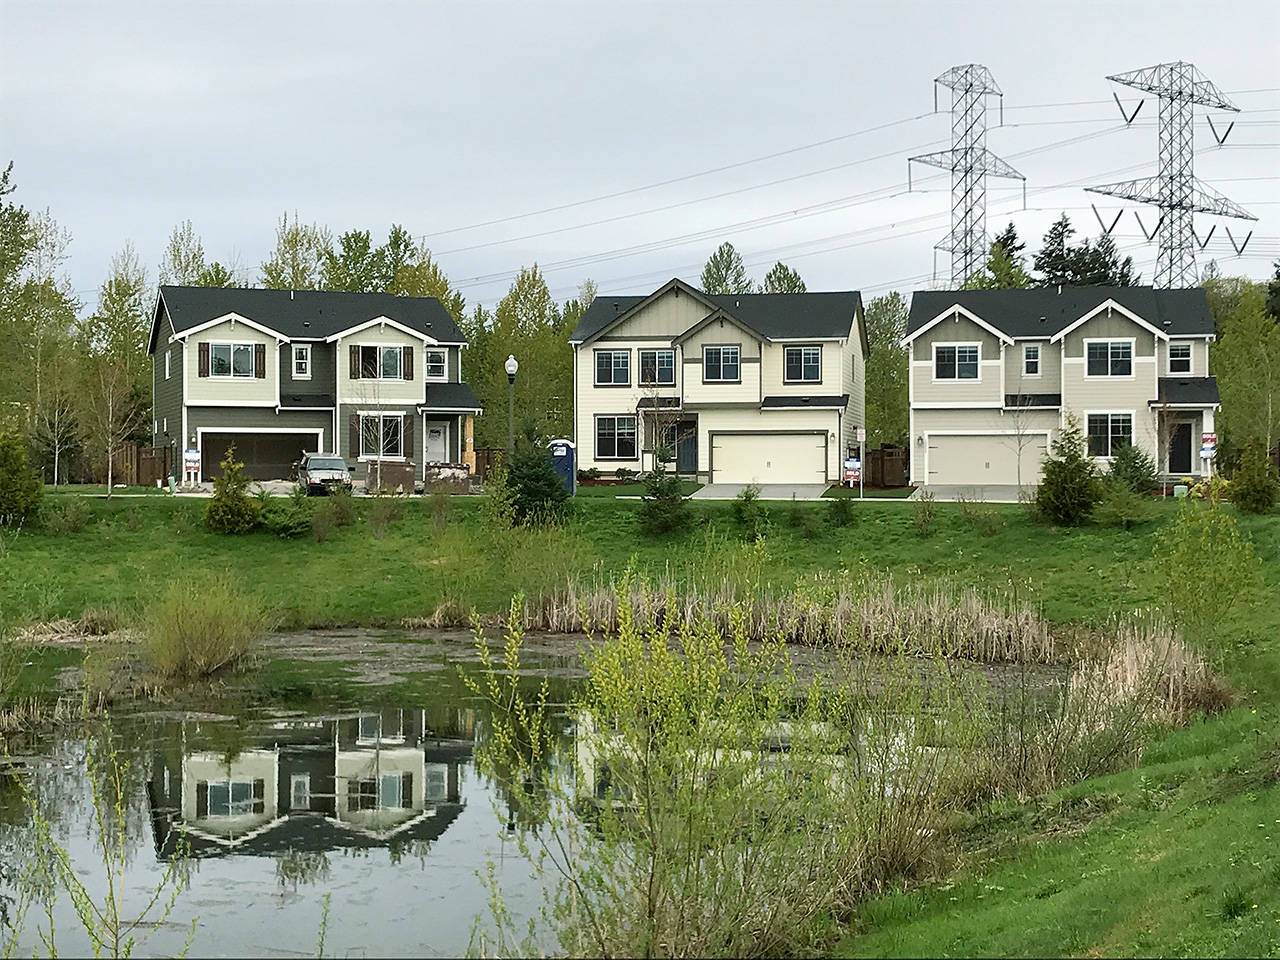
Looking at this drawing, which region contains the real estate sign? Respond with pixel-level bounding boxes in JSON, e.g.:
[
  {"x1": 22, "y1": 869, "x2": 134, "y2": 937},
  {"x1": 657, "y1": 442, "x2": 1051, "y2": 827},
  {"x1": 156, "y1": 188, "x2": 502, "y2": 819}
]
[{"x1": 1201, "y1": 433, "x2": 1217, "y2": 459}]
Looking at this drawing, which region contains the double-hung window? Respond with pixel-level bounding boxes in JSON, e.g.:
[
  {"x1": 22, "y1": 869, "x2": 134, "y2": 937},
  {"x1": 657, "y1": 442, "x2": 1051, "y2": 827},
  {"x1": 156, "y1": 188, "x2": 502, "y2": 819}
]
[
  {"x1": 205, "y1": 780, "x2": 261, "y2": 817},
  {"x1": 360, "y1": 413, "x2": 404, "y2": 459},
  {"x1": 424, "y1": 348, "x2": 447, "y2": 380},
  {"x1": 594, "y1": 350, "x2": 630, "y2": 386},
  {"x1": 596, "y1": 415, "x2": 637, "y2": 460},
  {"x1": 703, "y1": 345, "x2": 740, "y2": 382},
  {"x1": 1168, "y1": 342, "x2": 1192, "y2": 374},
  {"x1": 359, "y1": 345, "x2": 404, "y2": 380},
  {"x1": 1086, "y1": 340, "x2": 1132, "y2": 377},
  {"x1": 638, "y1": 349, "x2": 675, "y2": 386},
  {"x1": 1023, "y1": 344, "x2": 1040, "y2": 376},
  {"x1": 1086, "y1": 413, "x2": 1133, "y2": 458},
  {"x1": 210, "y1": 343, "x2": 255, "y2": 378},
  {"x1": 934, "y1": 344, "x2": 979, "y2": 380},
  {"x1": 784, "y1": 345, "x2": 822, "y2": 383},
  {"x1": 293, "y1": 344, "x2": 311, "y2": 379}
]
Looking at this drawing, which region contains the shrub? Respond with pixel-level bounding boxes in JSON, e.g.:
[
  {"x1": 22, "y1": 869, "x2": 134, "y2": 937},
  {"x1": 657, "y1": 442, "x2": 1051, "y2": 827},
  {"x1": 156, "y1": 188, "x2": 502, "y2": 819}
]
[
  {"x1": 327, "y1": 485, "x2": 357, "y2": 527},
  {"x1": 1035, "y1": 416, "x2": 1101, "y2": 526},
  {"x1": 312, "y1": 502, "x2": 337, "y2": 543},
  {"x1": 638, "y1": 467, "x2": 690, "y2": 536},
  {"x1": 826, "y1": 493, "x2": 857, "y2": 527},
  {"x1": 912, "y1": 489, "x2": 937, "y2": 537},
  {"x1": 576, "y1": 467, "x2": 602, "y2": 483},
  {"x1": 613, "y1": 467, "x2": 637, "y2": 482},
  {"x1": 956, "y1": 495, "x2": 1000, "y2": 536},
  {"x1": 78, "y1": 606, "x2": 121, "y2": 636},
  {"x1": 731, "y1": 484, "x2": 768, "y2": 541},
  {"x1": 260, "y1": 486, "x2": 314, "y2": 539},
  {"x1": 507, "y1": 447, "x2": 570, "y2": 524},
  {"x1": 143, "y1": 575, "x2": 271, "y2": 679},
  {"x1": 1108, "y1": 440, "x2": 1157, "y2": 494},
  {"x1": 369, "y1": 495, "x2": 405, "y2": 540},
  {"x1": 427, "y1": 482, "x2": 452, "y2": 531},
  {"x1": 204, "y1": 446, "x2": 261, "y2": 534},
  {"x1": 1229, "y1": 440, "x2": 1279, "y2": 515},
  {"x1": 479, "y1": 466, "x2": 517, "y2": 530},
  {"x1": 790, "y1": 500, "x2": 824, "y2": 540},
  {"x1": 1094, "y1": 476, "x2": 1151, "y2": 530},
  {"x1": 42, "y1": 496, "x2": 90, "y2": 535},
  {"x1": 0, "y1": 432, "x2": 42, "y2": 527}
]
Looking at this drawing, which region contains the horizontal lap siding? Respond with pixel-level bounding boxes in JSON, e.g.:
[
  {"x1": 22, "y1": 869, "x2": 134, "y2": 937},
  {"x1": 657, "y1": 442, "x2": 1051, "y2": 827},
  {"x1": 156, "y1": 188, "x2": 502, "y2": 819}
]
[
  {"x1": 337, "y1": 403, "x2": 422, "y2": 481},
  {"x1": 185, "y1": 320, "x2": 279, "y2": 406},
  {"x1": 151, "y1": 312, "x2": 184, "y2": 447},
  {"x1": 186, "y1": 406, "x2": 333, "y2": 451},
  {"x1": 278, "y1": 341, "x2": 337, "y2": 398}
]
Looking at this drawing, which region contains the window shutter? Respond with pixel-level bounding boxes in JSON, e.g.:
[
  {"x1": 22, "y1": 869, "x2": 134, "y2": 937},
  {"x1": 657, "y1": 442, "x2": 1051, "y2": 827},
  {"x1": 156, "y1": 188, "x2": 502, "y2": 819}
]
[
  {"x1": 198, "y1": 342, "x2": 210, "y2": 378},
  {"x1": 346, "y1": 778, "x2": 360, "y2": 810},
  {"x1": 350, "y1": 344, "x2": 360, "y2": 379},
  {"x1": 401, "y1": 772, "x2": 413, "y2": 808},
  {"x1": 196, "y1": 781, "x2": 208, "y2": 818},
  {"x1": 349, "y1": 414, "x2": 360, "y2": 459},
  {"x1": 403, "y1": 345, "x2": 413, "y2": 380},
  {"x1": 252, "y1": 778, "x2": 265, "y2": 814},
  {"x1": 254, "y1": 343, "x2": 267, "y2": 379},
  {"x1": 402, "y1": 415, "x2": 414, "y2": 461}
]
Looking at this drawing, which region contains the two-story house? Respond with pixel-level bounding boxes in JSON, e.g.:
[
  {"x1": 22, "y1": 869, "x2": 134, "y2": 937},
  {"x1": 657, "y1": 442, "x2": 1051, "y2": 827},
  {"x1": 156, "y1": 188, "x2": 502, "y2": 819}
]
[
  {"x1": 568, "y1": 279, "x2": 866, "y2": 484},
  {"x1": 902, "y1": 286, "x2": 1219, "y2": 488},
  {"x1": 148, "y1": 286, "x2": 482, "y2": 484}
]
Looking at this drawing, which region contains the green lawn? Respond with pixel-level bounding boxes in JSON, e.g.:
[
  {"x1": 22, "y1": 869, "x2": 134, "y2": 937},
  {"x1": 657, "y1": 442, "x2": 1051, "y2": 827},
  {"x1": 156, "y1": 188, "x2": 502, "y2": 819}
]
[
  {"x1": 823, "y1": 485, "x2": 916, "y2": 499},
  {"x1": 43, "y1": 483, "x2": 172, "y2": 496},
  {"x1": 575, "y1": 480, "x2": 703, "y2": 497}
]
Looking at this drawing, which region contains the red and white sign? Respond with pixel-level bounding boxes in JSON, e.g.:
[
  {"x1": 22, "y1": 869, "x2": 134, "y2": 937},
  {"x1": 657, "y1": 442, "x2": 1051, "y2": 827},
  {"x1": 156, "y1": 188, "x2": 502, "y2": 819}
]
[{"x1": 1201, "y1": 433, "x2": 1217, "y2": 459}]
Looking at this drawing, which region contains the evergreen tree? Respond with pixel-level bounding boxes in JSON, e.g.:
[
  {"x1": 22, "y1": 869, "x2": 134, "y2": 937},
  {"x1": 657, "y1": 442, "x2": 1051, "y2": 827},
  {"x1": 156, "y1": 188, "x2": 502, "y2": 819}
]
[
  {"x1": 992, "y1": 222, "x2": 1025, "y2": 261},
  {"x1": 1032, "y1": 214, "x2": 1138, "y2": 287},
  {"x1": 761, "y1": 262, "x2": 806, "y2": 294},
  {"x1": 1266, "y1": 259, "x2": 1280, "y2": 321},
  {"x1": 1033, "y1": 214, "x2": 1078, "y2": 287},
  {"x1": 699, "y1": 242, "x2": 754, "y2": 294},
  {"x1": 1034, "y1": 416, "x2": 1101, "y2": 526}
]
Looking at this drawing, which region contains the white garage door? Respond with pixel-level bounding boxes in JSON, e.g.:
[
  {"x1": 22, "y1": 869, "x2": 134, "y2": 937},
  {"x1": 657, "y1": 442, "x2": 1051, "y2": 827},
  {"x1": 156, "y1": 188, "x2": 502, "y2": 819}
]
[
  {"x1": 712, "y1": 433, "x2": 827, "y2": 484},
  {"x1": 926, "y1": 434, "x2": 1047, "y2": 486}
]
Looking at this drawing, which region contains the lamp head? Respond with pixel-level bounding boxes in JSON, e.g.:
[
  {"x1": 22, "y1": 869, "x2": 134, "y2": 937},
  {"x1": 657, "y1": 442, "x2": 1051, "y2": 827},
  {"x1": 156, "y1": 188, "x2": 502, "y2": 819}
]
[{"x1": 505, "y1": 354, "x2": 518, "y2": 382}]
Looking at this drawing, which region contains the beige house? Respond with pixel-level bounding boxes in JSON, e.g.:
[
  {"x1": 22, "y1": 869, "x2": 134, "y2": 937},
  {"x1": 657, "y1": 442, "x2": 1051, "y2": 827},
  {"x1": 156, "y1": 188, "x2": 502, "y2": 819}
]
[
  {"x1": 903, "y1": 287, "x2": 1219, "y2": 488},
  {"x1": 568, "y1": 279, "x2": 867, "y2": 484}
]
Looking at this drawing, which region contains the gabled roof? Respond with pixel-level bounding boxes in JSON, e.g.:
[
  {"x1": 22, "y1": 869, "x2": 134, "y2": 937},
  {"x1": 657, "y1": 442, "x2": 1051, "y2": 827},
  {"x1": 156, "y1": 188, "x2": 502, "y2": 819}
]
[
  {"x1": 150, "y1": 286, "x2": 467, "y2": 354},
  {"x1": 906, "y1": 287, "x2": 1214, "y2": 340},
  {"x1": 569, "y1": 279, "x2": 864, "y2": 349}
]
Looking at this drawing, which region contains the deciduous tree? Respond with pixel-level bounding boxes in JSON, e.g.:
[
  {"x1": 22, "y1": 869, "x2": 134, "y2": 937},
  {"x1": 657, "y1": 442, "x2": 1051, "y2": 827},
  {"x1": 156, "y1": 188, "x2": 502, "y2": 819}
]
[
  {"x1": 863, "y1": 292, "x2": 909, "y2": 448},
  {"x1": 259, "y1": 212, "x2": 332, "y2": 290},
  {"x1": 159, "y1": 220, "x2": 207, "y2": 285},
  {"x1": 700, "y1": 241, "x2": 754, "y2": 294}
]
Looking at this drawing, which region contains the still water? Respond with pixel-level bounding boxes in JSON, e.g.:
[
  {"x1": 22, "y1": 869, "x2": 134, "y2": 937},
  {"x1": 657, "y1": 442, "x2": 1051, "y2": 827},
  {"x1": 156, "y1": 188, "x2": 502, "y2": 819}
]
[{"x1": 0, "y1": 636, "x2": 581, "y2": 957}]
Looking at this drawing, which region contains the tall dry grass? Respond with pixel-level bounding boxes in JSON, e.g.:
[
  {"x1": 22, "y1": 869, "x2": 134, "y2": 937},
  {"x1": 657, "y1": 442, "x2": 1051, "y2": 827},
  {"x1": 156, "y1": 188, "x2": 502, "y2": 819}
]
[{"x1": 142, "y1": 575, "x2": 272, "y2": 680}]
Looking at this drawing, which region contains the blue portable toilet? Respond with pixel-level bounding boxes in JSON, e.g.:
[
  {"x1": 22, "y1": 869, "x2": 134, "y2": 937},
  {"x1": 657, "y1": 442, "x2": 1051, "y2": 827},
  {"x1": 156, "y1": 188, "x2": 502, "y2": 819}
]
[{"x1": 548, "y1": 438, "x2": 576, "y2": 496}]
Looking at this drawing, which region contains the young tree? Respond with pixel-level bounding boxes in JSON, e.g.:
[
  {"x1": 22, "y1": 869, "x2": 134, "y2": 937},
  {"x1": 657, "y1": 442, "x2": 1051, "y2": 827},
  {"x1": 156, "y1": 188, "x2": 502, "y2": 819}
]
[
  {"x1": 386, "y1": 245, "x2": 466, "y2": 324},
  {"x1": 863, "y1": 292, "x2": 909, "y2": 447},
  {"x1": 760, "y1": 261, "x2": 806, "y2": 293},
  {"x1": 159, "y1": 220, "x2": 207, "y2": 285},
  {"x1": 1213, "y1": 282, "x2": 1280, "y2": 456},
  {"x1": 31, "y1": 352, "x2": 79, "y2": 484},
  {"x1": 195, "y1": 261, "x2": 236, "y2": 287},
  {"x1": 1034, "y1": 415, "x2": 1101, "y2": 526},
  {"x1": 699, "y1": 241, "x2": 754, "y2": 294},
  {"x1": 259, "y1": 212, "x2": 332, "y2": 290},
  {"x1": 964, "y1": 242, "x2": 1032, "y2": 290}
]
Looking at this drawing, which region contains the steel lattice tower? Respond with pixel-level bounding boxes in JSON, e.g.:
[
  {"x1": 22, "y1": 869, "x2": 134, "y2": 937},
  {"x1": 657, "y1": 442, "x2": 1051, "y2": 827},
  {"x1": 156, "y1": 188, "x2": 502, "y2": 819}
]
[
  {"x1": 909, "y1": 64, "x2": 1025, "y2": 286},
  {"x1": 1086, "y1": 61, "x2": 1256, "y2": 288}
]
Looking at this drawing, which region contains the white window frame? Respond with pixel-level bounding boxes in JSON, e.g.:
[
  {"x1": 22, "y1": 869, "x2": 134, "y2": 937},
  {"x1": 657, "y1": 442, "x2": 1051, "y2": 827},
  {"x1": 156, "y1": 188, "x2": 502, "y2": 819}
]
[
  {"x1": 358, "y1": 344, "x2": 405, "y2": 381},
  {"x1": 638, "y1": 348, "x2": 675, "y2": 386},
  {"x1": 1023, "y1": 344, "x2": 1041, "y2": 378},
  {"x1": 932, "y1": 342, "x2": 981, "y2": 382},
  {"x1": 424, "y1": 347, "x2": 447, "y2": 382},
  {"x1": 358, "y1": 412, "x2": 406, "y2": 462},
  {"x1": 1084, "y1": 410, "x2": 1135, "y2": 459},
  {"x1": 1083, "y1": 338, "x2": 1135, "y2": 379},
  {"x1": 209, "y1": 341, "x2": 256, "y2": 379},
  {"x1": 205, "y1": 779, "x2": 256, "y2": 818},
  {"x1": 702, "y1": 344, "x2": 741, "y2": 383},
  {"x1": 595, "y1": 414, "x2": 638, "y2": 461},
  {"x1": 164, "y1": 348, "x2": 171, "y2": 380},
  {"x1": 593, "y1": 349, "x2": 630, "y2": 386},
  {"x1": 162, "y1": 416, "x2": 167, "y2": 434},
  {"x1": 783, "y1": 345, "x2": 822, "y2": 384},
  {"x1": 293, "y1": 343, "x2": 311, "y2": 380},
  {"x1": 1168, "y1": 342, "x2": 1192, "y2": 375},
  {"x1": 290, "y1": 773, "x2": 311, "y2": 811}
]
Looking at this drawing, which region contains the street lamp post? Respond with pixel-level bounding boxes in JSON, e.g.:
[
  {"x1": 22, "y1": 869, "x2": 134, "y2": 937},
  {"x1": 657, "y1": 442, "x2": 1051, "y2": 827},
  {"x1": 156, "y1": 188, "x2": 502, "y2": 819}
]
[{"x1": 505, "y1": 354, "x2": 519, "y2": 458}]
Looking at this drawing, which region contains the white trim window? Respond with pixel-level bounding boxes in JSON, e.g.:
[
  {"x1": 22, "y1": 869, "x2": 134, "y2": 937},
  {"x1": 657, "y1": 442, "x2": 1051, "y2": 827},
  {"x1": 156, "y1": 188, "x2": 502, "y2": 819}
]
[
  {"x1": 424, "y1": 348, "x2": 447, "y2": 381},
  {"x1": 359, "y1": 344, "x2": 403, "y2": 380},
  {"x1": 290, "y1": 774, "x2": 311, "y2": 811},
  {"x1": 360, "y1": 413, "x2": 404, "y2": 460},
  {"x1": 595, "y1": 415, "x2": 637, "y2": 460},
  {"x1": 1086, "y1": 340, "x2": 1133, "y2": 377},
  {"x1": 594, "y1": 349, "x2": 630, "y2": 386},
  {"x1": 703, "y1": 345, "x2": 740, "y2": 382},
  {"x1": 164, "y1": 348, "x2": 172, "y2": 380},
  {"x1": 934, "y1": 343, "x2": 979, "y2": 380},
  {"x1": 784, "y1": 345, "x2": 822, "y2": 383},
  {"x1": 205, "y1": 780, "x2": 259, "y2": 818},
  {"x1": 293, "y1": 344, "x2": 311, "y2": 379},
  {"x1": 1023, "y1": 344, "x2": 1041, "y2": 377},
  {"x1": 1086, "y1": 413, "x2": 1133, "y2": 458},
  {"x1": 1168, "y1": 342, "x2": 1192, "y2": 374},
  {"x1": 211, "y1": 342, "x2": 256, "y2": 378},
  {"x1": 638, "y1": 349, "x2": 675, "y2": 386}
]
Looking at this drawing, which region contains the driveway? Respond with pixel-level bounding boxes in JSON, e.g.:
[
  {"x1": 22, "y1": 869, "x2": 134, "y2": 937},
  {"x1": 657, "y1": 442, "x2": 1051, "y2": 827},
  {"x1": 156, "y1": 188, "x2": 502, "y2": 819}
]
[
  {"x1": 912, "y1": 483, "x2": 1032, "y2": 503},
  {"x1": 690, "y1": 483, "x2": 829, "y2": 501}
]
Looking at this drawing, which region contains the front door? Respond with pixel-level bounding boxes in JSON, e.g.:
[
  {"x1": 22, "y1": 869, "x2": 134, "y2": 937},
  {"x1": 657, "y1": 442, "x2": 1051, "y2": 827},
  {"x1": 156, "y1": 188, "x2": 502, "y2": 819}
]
[
  {"x1": 425, "y1": 421, "x2": 448, "y2": 464},
  {"x1": 1169, "y1": 422, "x2": 1193, "y2": 474},
  {"x1": 676, "y1": 421, "x2": 697, "y2": 474}
]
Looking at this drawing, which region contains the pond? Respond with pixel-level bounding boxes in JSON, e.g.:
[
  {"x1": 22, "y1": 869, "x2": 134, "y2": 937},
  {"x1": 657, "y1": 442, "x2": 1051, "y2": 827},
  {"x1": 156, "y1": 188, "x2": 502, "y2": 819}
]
[{"x1": 0, "y1": 632, "x2": 585, "y2": 958}]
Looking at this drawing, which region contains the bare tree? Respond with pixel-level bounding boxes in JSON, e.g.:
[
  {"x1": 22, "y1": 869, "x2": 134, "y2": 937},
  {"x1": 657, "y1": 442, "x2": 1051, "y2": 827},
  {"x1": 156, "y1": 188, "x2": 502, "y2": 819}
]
[
  {"x1": 33, "y1": 359, "x2": 77, "y2": 484},
  {"x1": 80, "y1": 353, "x2": 147, "y2": 497}
]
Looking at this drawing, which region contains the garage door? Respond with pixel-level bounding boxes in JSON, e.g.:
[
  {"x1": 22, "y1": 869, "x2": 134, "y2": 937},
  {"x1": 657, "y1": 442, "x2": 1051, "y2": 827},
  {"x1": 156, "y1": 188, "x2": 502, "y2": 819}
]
[
  {"x1": 926, "y1": 434, "x2": 1047, "y2": 486},
  {"x1": 201, "y1": 432, "x2": 322, "y2": 481},
  {"x1": 711, "y1": 433, "x2": 827, "y2": 484}
]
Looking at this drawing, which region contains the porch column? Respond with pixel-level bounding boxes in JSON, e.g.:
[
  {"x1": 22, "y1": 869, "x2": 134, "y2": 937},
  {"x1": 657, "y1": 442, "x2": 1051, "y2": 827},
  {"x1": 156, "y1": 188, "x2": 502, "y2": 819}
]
[{"x1": 462, "y1": 415, "x2": 476, "y2": 473}]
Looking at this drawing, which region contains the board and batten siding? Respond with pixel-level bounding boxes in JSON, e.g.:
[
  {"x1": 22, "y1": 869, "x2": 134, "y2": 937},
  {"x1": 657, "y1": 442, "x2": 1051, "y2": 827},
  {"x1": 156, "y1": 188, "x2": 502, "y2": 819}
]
[
  {"x1": 1158, "y1": 337, "x2": 1210, "y2": 376},
  {"x1": 184, "y1": 319, "x2": 279, "y2": 407}
]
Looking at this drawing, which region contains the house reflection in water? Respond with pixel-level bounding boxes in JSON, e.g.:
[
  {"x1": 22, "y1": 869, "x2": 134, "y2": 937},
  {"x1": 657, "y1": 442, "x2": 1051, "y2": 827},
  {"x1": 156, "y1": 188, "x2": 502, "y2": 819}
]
[{"x1": 146, "y1": 707, "x2": 476, "y2": 859}]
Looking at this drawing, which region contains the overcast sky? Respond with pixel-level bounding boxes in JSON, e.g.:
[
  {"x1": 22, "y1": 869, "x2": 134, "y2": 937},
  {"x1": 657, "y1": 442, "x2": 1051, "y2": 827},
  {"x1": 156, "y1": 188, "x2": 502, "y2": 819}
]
[{"x1": 2, "y1": 0, "x2": 1277, "y2": 311}]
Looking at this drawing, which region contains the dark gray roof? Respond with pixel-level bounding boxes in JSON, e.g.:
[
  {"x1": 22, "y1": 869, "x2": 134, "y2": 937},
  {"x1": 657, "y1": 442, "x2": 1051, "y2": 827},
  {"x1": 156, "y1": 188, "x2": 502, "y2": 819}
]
[
  {"x1": 760, "y1": 394, "x2": 849, "y2": 409},
  {"x1": 637, "y1": 396, "x2": 682, "y2": 409},
  {"x1": 420, "y1": 381, "x2": 482, "y2": 412},
  {"x1": 1152, "y1": 376, "x2": 1220, "y2": 406},
  {"x1": 570, "y1": 282, "x2": 861, "y2": 344},
  {"x1": 280, "y1": 393, "x2": 334, "y2": 408},
  {"x1": 907, "y1": 287, "x2": 1214, "y2": 339},
  {"x1": 1005, "y1": 393, "x2": 1062, "y2": 408},
  {"x1": 153, "y1": 285, "x2": 466, "y2": 352}
]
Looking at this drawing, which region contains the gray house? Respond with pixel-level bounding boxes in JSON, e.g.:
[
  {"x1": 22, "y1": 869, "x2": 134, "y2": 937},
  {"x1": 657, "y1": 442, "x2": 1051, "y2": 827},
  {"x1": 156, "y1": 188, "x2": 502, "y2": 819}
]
[{"x1": 148, "y1": 286, "x2": 482, "y2": 484}]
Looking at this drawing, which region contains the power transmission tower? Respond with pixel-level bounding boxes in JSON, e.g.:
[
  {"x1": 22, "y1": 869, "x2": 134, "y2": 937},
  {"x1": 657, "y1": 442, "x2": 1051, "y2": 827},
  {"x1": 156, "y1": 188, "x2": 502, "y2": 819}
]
[
  {"x1": 1086, "y1": 61, "x2": 1256, "y2": 289},
  {"x1": 909, "y1": 64, "x2": 1025, "y2": 287}
]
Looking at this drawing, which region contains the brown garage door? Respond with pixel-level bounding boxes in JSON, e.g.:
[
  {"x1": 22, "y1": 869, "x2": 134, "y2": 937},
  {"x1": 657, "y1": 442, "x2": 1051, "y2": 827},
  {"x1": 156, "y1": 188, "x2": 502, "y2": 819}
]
[{"x1": 201, "y1": 433, "x2": 321, "y2": 481}]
